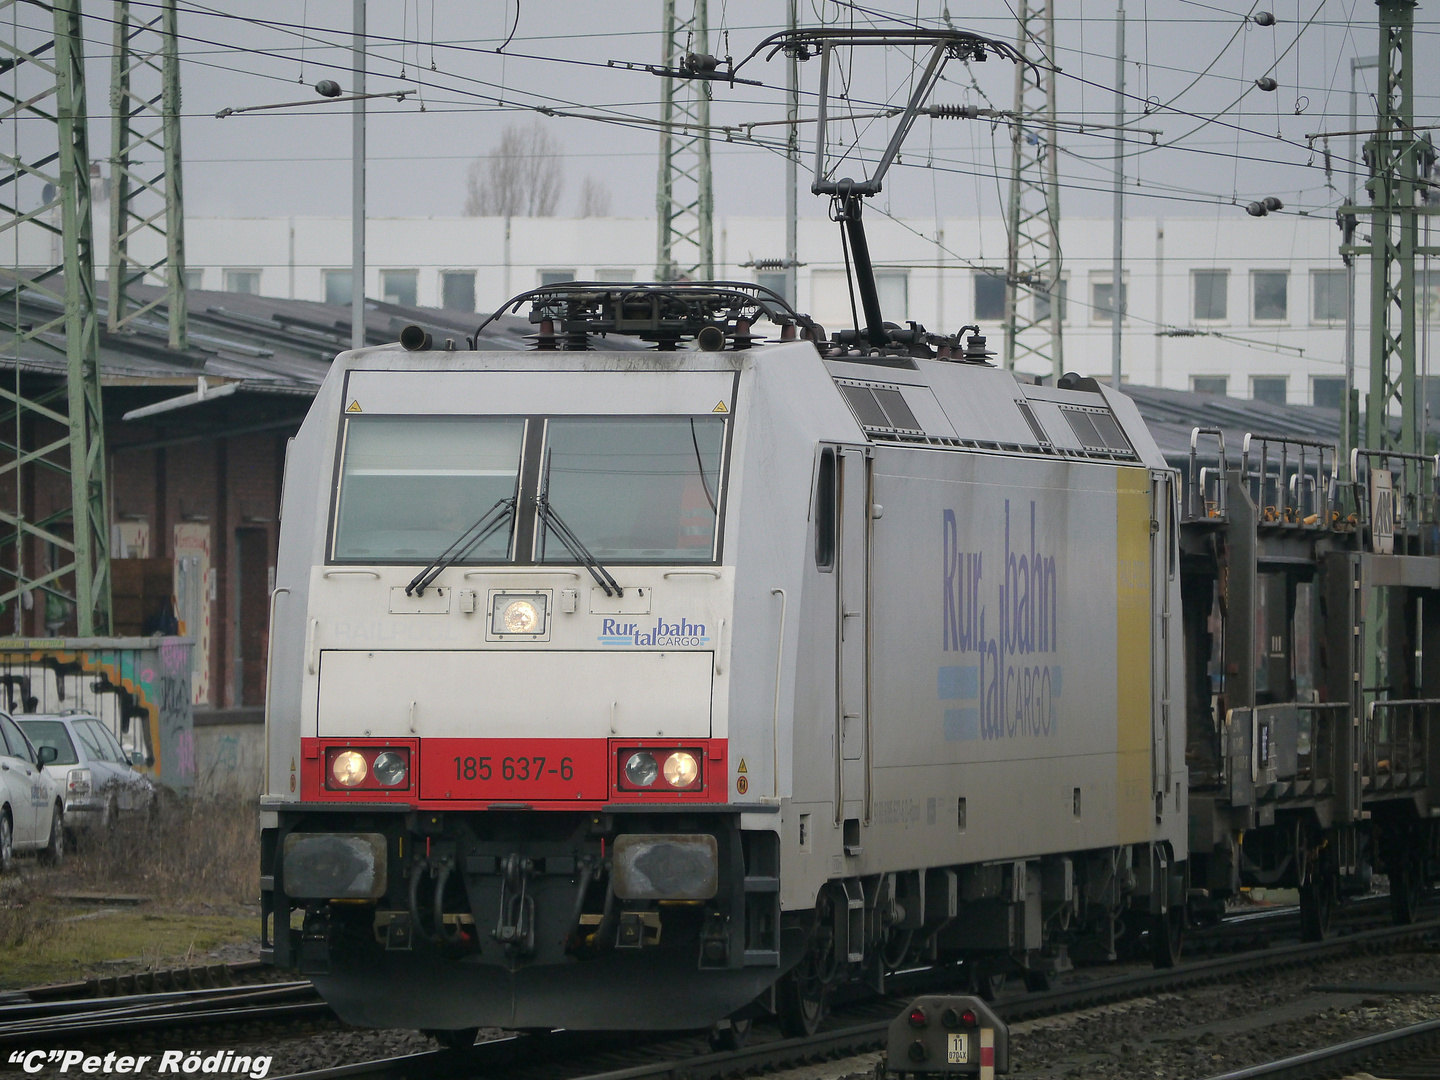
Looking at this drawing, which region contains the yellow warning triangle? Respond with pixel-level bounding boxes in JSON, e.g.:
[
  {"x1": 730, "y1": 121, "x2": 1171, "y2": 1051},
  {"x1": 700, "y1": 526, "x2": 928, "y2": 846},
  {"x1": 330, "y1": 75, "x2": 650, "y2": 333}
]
[
  {"x1": 736, "y1": 759, "x2": 747, "y2": 774},
  {"x1": 346, "y1": 400, "x2": 362, "y2": 413},
  {"x1": 712, "y1": 401, "x2": 728, "y2": 413}
]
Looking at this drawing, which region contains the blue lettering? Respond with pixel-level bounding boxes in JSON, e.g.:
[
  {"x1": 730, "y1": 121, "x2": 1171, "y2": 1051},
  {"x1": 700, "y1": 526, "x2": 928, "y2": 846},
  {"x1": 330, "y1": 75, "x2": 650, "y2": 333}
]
[{"x1": 940, "y1": 501, "x2": 1062, "y2": 740}]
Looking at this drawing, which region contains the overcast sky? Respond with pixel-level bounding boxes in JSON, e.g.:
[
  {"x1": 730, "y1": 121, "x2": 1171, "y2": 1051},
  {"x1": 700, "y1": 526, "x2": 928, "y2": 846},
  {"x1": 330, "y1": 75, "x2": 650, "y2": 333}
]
[{"x1": 12, "y1": 1, "x2": 1440, "y2": 229}]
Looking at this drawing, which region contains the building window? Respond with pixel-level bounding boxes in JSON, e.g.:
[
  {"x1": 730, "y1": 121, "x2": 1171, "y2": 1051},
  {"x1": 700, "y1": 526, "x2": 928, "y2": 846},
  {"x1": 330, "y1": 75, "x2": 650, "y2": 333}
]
[
  {"x1": 183, "y1": 268, "x2": 204, "y2": 291},
  {"x1": 1091, "y1": 275, "x2": 1128, "y2": 323},
  {"x1": 539, "y1": 269, "x2": 576, "y2": 287},
  {"x1": 223, "y1": 269, "x2": 260, "y2": 295},
  {"x1": 1033, "y1": 276, "x2": 1068, "y2": 324},
  {"x1": 875, "y1": 270, "x2": 908, "y2": 322},
  {"x1": 1252, "y1": 270, "x2": 1288, "y2": 321},
  {"x1": 440, "y1": 270, "x2": 476, "y2": 313},
  {"x1": 974, "y1": 272, "x2": 1006, "y2": 321},
  {"x1": 1251, "y1": 376, "x2": 1287, "y2": 405},
  {"x1": 1193, "y1": 269, "x2": 1227, "y2": 321},
  {"x1": 1312, "y1": 376, "x2": 1345, "y2": 410},
  {"x1": 381, "y1": 270, "x2": 418, "y2": 307},
  {"x1": 1192, "y1": 376, "x2": 1228, "y2": 396},
  {"x1": 323, "y1": 269, "x2": 353, "y2": 306},
  {"x1": 1312, "y1": 269, "x2": 1346, "y2": 322},
  {"x1": 596, "y1": 268, "x2": 636, "y2": 283}
]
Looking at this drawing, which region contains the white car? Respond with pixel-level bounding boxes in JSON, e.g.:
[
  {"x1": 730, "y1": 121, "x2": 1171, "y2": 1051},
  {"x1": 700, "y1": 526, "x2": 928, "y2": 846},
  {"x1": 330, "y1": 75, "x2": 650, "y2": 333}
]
[
  {"x1": 0, "y1": 712, "x2": 64, "y2": 868},
  {"x1": 17, "y1": 714, "x2": 154, "y2": 842}
]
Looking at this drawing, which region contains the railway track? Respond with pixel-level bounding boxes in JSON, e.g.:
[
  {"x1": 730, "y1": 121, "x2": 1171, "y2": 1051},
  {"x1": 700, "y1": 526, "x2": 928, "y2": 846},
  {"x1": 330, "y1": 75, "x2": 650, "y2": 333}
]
[
  {"x1": 0, "y1": 960, "x2": 274, "y2": 1007},
  {"x1": 0, "y1": 981, "x2": 329, "y2": 1046},
  {"x1": 7, "y1": 895, "x2": 1428, "y2": 1067},
  {"x1": 1198, "y1": 1017, "x2": 1440, "y2": 1079},
  {"x1": 263, "y1": 915, "x2": 1440, "y2": 1080}
]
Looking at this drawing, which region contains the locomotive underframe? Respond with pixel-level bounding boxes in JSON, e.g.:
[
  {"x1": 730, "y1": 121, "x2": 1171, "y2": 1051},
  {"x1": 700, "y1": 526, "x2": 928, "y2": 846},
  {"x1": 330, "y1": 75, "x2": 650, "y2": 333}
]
[
  {"x1": 262, "y1": 801, "x2": 1186, "y2": 1029},
  {"x1": 262, "y1": 805, "x2": 808, "y2": 1029}
]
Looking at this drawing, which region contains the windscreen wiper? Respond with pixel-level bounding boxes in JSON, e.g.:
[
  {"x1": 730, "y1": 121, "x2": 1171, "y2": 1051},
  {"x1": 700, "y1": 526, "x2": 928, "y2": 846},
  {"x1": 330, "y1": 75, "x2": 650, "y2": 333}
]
[
  {"x1": 406, "y1": 497, "x2": 516, "y2": 596},
  {"x1": 535, "y1": 494, "x2": 623, "y2": 597}
]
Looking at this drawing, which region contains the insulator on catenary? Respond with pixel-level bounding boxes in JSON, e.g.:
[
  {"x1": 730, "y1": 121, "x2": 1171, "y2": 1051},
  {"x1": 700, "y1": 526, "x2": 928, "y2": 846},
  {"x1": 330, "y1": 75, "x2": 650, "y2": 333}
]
[{"x1": 928, "y1": 104, "x2": 983, "y2": 120}]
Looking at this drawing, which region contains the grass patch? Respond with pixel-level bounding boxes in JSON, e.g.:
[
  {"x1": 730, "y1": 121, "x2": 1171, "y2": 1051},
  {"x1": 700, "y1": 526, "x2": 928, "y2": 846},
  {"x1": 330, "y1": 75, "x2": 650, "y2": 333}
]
[
  {"x1": 0, "y1": 903, "x2": 254, "y2": 989},
  {"x1": 0, "y1": 792, "x2": 262, "y2": 988}
]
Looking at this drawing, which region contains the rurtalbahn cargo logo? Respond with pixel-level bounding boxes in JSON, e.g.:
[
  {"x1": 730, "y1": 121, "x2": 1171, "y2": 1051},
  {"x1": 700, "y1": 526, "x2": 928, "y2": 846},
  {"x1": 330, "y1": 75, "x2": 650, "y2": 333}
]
[
  {"x1": 598, "y1": 617, "x2": 710, "y2": 647},
  {"x1": 939, "y1": 500, "x2": 1061, "y2": 740}
]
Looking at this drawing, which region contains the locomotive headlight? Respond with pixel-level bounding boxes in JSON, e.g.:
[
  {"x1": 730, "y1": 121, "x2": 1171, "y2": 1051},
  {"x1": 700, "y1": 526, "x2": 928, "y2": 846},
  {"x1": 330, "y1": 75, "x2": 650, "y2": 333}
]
[
  {"x1": 662, "y1": 751, "x2": 699, "y2": 789},
  {"x1": 331, "y1": 750, "x2": 367, "y2": 787},
  {"x1": 492, "y1": 593, "x2": 548, "y2": 636},
  {"x1": 372, "y1": 751, "x2": 408, "y2": 787},
  {"x1": 502, "y1": 598, "x2": 539, "y2": 633},
  {"x1": 624, "y1": 751, "x2": 659, "y2": 787}
]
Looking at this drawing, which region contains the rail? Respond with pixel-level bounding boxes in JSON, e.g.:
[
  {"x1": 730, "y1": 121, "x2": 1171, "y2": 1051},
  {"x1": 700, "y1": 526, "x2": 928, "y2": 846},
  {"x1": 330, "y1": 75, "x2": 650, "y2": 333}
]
[
  {"x1": 1240, "y1": 434, "x2": 1336, "y2": 527},
  {"x1": 1349, "y1": 448, "x2": 1440, "y2": 552},
  {"x1": 1187, "y1": 427, "x2": 1228, "y2": 520},
  {"x1": 1365, "y1": 698, "x2": 1440, "y2": 791}
]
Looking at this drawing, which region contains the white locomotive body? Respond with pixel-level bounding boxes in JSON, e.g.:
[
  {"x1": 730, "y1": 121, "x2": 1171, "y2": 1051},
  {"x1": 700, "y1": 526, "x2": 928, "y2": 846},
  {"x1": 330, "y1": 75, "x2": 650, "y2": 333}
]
[{"x1": 262, "y1": 314, "x2": 1185, "y2": 1034}]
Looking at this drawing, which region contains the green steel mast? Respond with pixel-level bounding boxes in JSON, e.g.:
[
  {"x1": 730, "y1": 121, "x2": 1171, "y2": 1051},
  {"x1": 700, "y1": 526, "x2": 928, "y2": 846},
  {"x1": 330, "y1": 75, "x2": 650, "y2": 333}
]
[
  {"x1": 107, "y1": 0, "x2": 187, "y2": 350},
  {"x1": 1350, "y1": 0, "x2": 1437, "y2": 457},
  {"x1": 0, "y1": 0, "x2": 112, "y2": 635},
  {"x1": 1002, "y1": 0, "x2": 1063, "y2": 379},
  {"x1": 655, "y1": 0, "x2": 714, "y2": 282}
]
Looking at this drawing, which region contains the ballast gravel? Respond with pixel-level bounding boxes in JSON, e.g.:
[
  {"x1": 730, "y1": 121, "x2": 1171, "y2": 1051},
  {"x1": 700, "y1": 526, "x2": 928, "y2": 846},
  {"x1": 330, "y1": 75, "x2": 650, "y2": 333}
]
[
  {"x1": 763, "y1": 948, "x2": 1440, "y2": 1080},
  {"x1": 24, "y1": 949, "x2": 1440, "y2": 1079}
]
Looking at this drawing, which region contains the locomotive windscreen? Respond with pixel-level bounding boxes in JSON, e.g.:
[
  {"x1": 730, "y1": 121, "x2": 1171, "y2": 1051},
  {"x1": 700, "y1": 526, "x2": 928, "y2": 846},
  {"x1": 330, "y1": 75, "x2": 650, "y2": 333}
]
[
  {"x1": 331, "y1": 416, "x2": 524, "y2": 561},
  {"x1": 537, "y1": 416, "x2": 725, "y2": 563}
]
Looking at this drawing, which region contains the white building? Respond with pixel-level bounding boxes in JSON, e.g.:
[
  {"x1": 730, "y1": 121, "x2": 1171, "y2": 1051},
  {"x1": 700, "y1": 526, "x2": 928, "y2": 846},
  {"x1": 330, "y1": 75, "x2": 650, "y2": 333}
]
[{"x1": 87, "y1": 210, "x2": 1440, "y2": 409}]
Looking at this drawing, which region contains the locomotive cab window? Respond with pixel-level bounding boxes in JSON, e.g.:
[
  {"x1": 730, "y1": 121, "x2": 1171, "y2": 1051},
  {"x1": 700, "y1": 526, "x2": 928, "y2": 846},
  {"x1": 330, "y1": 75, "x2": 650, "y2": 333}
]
[
  {"x1": 332, "y1": 416, "x2": 525, "y2": 561},
  {"x1": 537, "y1": 417, "x2": 725, "y2": 564}
]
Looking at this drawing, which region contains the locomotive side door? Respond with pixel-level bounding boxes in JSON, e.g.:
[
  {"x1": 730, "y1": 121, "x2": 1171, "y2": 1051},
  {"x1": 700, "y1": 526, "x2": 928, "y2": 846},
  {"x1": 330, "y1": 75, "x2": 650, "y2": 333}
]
[{"x1": 835, "y1": 446, "x2": 872, "y2": 845}]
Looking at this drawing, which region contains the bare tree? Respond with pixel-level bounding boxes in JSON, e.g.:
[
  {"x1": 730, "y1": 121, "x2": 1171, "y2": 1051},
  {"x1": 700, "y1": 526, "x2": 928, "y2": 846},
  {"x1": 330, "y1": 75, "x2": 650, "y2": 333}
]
[
  {"x1": 464, "y1": 121, "x2": 564, "y2": 217},
  {"x1": 576, "y1": 176, "x2": 612, "y2": 218}
]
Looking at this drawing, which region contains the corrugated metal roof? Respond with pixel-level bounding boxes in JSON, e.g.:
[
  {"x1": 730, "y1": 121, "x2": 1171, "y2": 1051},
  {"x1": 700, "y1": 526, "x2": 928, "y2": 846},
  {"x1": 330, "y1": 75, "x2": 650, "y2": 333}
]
[
  {"x1": 1123, "y1": 383, "x2": 1345, "y2": 464},
  {"x1": 0, "y1": 277, "x2": 622, "y2": 400}
]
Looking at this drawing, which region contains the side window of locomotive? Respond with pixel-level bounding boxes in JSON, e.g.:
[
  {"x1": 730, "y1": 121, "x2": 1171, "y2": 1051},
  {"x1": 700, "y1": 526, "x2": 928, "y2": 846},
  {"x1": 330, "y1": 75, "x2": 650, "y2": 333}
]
[
  {"x1": 537, "y1": 416, "x2": 725, "y2": 563},
  {"x1": 814, "y1": 448, "x2": 836, "y2": 570},
  {"x1": 332, "y1": 416, "x2": 526, "y2": 562}
]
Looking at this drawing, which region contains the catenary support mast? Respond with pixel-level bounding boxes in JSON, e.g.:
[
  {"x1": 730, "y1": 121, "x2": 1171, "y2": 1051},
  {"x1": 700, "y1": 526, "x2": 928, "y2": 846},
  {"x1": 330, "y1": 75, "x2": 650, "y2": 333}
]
[
  {"x1": 0, "y1": 0, "x2": 111, "y2": 634},
  {"x1": 1352, "y1": 0, "x2": 1436, "y2": 457},
  {"x1": 1002, "y1": 0, "x2": 1063, "y2": 378},
  {"x1": 655, "y1": 0, "x2": 714, "y2": 282},
  {"x1": 107, "y1": 0, "x2": 187, "y2": 350}
]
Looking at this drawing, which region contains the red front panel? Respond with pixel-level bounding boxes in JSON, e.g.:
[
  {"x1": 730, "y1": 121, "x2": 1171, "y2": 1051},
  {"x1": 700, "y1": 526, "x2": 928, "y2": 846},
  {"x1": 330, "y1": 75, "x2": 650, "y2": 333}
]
[
  {"x1": 302, "y1": 736, "x2": 731, "y2": 808},
  {"x1": 419, "y1": 738, "x2": 610, "y2": 802}
]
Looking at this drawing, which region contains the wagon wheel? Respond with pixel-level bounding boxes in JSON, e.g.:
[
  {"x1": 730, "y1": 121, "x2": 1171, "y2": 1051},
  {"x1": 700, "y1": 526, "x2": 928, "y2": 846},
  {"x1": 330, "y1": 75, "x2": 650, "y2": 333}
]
[
  {"x1": 970, "y1": 961, "x2": 1008, "y2": 1001},
  {"x1": 776, "y1": 949, "x2": 828, "y2": 1037},
  {"x1": 709, "y1": 1015, "x2": 753, "y2": 1051},
  {"x1": 1148, "y1": 905, "x2": 1184, "y2": 969},
  {"x1": 1389, "y1": 837, "x2": 1424, "y2": 926},
  {"x1": 425, "y1": 1028, "x2": 479, "y2": 1051},
  {"x1": 1299, "y1": 824, "x2": 1336, "y2": 942}
]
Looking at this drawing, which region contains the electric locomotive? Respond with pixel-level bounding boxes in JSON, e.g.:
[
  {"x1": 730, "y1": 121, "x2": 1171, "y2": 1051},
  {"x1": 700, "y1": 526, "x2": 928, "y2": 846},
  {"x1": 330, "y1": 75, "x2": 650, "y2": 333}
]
[{"x1": 259, "y1": 280, "x2": 1189, "y2": 1038}]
